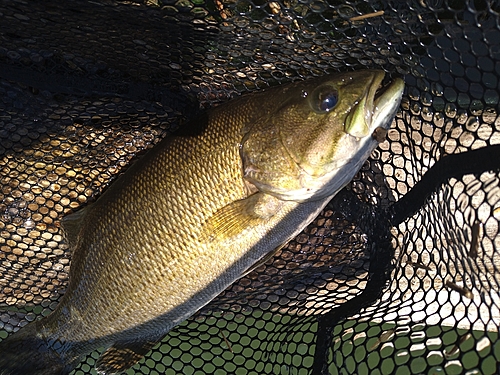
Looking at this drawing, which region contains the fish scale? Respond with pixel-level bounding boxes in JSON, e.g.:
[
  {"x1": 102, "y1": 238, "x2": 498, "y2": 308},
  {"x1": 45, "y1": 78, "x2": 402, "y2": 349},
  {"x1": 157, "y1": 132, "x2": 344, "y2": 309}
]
[{"x1": 0, "y1": 70, "x2": 404, "y2": 375}]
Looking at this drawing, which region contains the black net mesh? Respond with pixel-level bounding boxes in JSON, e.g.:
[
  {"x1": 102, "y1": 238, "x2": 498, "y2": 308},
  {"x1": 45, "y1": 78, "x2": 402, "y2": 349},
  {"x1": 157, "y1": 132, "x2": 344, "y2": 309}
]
[{"x1": 1, "y1": 0, "x2": 500, "y2": 374}]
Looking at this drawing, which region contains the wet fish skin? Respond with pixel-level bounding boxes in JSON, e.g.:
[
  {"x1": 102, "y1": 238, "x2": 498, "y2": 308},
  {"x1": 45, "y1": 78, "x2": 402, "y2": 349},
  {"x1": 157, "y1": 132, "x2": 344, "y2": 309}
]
[{"x1": 0, "y1": 70, "x2": 404, "y2": 374}]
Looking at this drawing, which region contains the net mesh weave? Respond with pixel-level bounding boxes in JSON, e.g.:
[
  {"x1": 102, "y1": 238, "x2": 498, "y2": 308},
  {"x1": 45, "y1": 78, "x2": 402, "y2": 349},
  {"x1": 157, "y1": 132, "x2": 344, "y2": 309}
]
[{"x1": 1, "y1": 0, "x2": 500, "y2": 374}]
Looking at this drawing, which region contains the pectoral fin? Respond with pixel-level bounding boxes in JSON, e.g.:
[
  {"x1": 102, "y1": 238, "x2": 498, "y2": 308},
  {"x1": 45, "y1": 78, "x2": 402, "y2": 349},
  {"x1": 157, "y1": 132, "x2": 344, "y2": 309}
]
[
  {"x1": 204, "y1": 192, "x2": 284, "y2": 242},
  {"x1": 96, "y1": 338, "x2": 162, "y2": 374}
]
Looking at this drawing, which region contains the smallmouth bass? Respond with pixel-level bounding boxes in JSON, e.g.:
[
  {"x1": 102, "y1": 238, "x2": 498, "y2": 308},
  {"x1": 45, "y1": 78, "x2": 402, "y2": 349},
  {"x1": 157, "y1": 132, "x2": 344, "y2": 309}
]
[{"x1": 0, "y1": 70, "x2": 404, "y2": 374}]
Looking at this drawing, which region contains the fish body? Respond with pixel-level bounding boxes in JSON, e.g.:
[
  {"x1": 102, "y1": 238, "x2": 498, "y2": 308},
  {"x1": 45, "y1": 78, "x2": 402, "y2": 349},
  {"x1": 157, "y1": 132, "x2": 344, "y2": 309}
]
[{"x1": 0, "y1": 70, "x2": 404, "y2": 374}]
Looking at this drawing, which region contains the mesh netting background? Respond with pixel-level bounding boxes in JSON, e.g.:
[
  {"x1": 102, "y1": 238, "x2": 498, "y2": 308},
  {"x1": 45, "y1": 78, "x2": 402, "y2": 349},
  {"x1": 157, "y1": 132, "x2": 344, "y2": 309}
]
[{"x1": 1, "y1": 0, "x2": 500, "y2": 374}]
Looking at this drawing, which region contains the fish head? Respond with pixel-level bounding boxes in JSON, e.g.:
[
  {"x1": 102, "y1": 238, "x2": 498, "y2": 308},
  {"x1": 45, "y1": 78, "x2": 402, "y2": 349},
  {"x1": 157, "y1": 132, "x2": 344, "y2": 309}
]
[{"x1": 241, "y1": 70, "x2": 405, "y2": 201}]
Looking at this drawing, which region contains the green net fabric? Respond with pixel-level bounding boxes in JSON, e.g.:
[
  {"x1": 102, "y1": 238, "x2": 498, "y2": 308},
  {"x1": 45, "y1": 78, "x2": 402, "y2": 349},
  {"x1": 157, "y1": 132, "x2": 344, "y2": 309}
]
[{"x1": 1, "y1": 0, "x2": 499, "y2": 374}]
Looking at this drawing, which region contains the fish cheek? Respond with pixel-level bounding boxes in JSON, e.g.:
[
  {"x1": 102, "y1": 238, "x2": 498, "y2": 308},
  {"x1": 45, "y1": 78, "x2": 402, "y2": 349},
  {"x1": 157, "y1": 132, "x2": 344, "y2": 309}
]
[
  {"x1": 278, "y1": 105, "x2": 350, "y2": 177},
  {"x1": 239, "y1": 121, "x2": 303, "y2": 193}
]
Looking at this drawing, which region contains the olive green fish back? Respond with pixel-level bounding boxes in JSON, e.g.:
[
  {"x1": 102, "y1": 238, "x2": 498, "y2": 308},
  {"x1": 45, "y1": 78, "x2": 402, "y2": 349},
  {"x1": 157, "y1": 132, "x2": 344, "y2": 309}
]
[{"x1": 1, "y1": 0, "x2": 500, "y2": 374}]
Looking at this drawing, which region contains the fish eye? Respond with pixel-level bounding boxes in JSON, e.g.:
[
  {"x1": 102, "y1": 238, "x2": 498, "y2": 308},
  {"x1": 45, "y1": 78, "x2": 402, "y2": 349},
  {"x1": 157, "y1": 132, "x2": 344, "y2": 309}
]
[{"x1": 310, "y1": 86, "x2": 339, "y2": 113}]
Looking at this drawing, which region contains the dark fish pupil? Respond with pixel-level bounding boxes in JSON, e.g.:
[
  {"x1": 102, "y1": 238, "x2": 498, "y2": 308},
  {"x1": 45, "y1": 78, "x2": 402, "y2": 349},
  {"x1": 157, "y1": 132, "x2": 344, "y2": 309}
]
[
  {"x1": 308, "y1": 85, "x2": 339, "y2": 113},
  {"x1": 319, "y1": 91, "x2": 338, "y2": 111}
]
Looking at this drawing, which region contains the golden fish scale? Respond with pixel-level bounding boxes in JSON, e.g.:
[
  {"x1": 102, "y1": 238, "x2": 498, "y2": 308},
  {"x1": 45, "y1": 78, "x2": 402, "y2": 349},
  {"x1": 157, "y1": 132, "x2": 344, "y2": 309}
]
[{"x1": 45, "y1": 93, "x2": 299, "y2": 344}]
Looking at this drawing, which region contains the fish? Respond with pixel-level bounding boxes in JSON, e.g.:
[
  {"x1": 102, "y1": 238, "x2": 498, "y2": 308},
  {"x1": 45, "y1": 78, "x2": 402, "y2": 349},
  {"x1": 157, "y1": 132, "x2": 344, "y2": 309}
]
[{"x1": 0, "y1": 70, "x2": 404, "y2": 374}]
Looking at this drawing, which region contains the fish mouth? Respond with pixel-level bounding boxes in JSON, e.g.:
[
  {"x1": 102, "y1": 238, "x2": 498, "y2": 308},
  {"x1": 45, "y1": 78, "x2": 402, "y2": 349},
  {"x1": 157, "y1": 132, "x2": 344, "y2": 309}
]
[
  {"x1": 343, "y1": 71, "x2": 404, "y2": 141},
  {"x1": 344, "y1": 71, "x2": 403, "y2": 139},
  {"x1": 373, "y1": 78, "x2": 393, "y2": 104},
  {"x1": 371, "y1": 75, "x2": 405, "y2": 132}
]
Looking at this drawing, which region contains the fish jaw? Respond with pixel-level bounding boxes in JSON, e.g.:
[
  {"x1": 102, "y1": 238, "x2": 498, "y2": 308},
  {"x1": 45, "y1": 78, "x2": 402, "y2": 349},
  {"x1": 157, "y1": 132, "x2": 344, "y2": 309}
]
[
  {"x1": 372, "y1": 77, "x2": 405, "y2": 133},
  {"x1": 343, "y1": 73, "x2": 405, "y2": 140}
]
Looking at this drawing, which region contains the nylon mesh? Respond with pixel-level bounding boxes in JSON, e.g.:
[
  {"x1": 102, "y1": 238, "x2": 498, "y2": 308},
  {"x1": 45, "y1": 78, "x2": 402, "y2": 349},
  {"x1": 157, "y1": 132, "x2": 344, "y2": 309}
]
[{"x1": 1, "y1": 0, "x2": 500, "y2": 374}]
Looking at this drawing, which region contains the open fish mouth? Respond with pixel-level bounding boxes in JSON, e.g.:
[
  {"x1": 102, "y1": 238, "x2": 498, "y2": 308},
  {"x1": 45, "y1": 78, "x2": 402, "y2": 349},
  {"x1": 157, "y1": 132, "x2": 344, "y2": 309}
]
[
  {"x1": 374, "y1": 78, "x2": 395, "y2": 101},
  {"x1": 371, "y1": 76, "x2": 405, "y2": 131},
  {"x1": 344, "y1": 72, "x2": 404, "y2": 139}
]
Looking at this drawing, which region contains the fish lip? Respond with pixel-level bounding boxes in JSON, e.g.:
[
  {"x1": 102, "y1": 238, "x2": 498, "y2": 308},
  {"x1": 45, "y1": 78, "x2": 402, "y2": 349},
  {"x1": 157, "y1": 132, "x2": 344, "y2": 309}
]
[
  {"x1": 373, "y1": 80, "x2": 392, "y2": 102},
  {"x1": 366, "y1": 70, "x2": 386, "y2": 123},
  {"x1": 369, "y1": 71, "x2": 386, "y2": 101},
  {"x1": 371, "y1": 76, "x2": 405, "y2": 131},
  {"x1": 344, "y1": 70, "x2": 386, "y2": 138}
]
